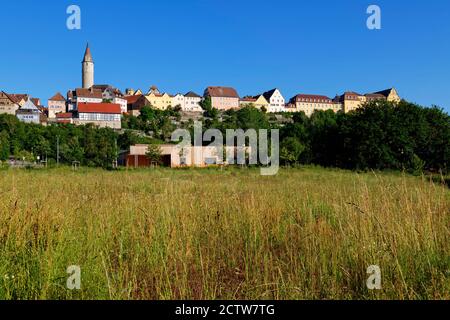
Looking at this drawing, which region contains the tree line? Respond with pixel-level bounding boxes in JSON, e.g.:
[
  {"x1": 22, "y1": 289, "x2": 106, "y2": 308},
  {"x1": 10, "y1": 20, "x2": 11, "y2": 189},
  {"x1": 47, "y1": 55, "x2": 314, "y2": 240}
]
[{"x1": 0, "y1": 99, "x2": 448, "y2": 173}]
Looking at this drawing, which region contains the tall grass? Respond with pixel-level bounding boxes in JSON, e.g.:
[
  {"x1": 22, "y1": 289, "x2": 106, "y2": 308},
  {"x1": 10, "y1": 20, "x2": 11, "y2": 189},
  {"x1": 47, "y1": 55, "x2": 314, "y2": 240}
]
[{"x1": 0, "y1": 166, "x2": 448, "y2": 300}]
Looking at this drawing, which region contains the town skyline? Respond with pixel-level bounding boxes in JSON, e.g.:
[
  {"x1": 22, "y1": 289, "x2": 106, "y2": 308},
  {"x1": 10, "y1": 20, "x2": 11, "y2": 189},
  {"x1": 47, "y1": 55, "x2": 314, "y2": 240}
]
[{"x1": 1, "y1": 0, "x2": 449, "y2": 113}]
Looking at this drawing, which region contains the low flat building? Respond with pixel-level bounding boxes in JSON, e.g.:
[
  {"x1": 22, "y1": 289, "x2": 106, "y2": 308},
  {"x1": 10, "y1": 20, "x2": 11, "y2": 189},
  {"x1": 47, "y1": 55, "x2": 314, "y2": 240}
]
[
  {"x1": 123, "y1": 144, "x2": 246, "y2": 168},
  {"x1": 75, "y1": 102, "x2": 122, "y2": 129}
]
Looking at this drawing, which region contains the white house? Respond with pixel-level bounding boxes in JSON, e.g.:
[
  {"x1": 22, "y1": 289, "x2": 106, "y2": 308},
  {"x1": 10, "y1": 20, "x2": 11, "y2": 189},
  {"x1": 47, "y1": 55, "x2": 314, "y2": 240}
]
[
  {"x1": 262, "y1": 88, "x2": 286, "y2": 113},
  {"x1": 171, "y1": 92, "x2": 203, "y2": 112},
  {"x1": 16, "y1": 99, "x2": 42, "y2": 124},
  {"x1": 67, "y1": 88, "x2": 103, "y2": 111},
  {"x1": 183, "y1": 92, "x2": 203, "y2": 112},
  {"x1": 172, "y1": 94, "x2": 185, "y2": 109}
]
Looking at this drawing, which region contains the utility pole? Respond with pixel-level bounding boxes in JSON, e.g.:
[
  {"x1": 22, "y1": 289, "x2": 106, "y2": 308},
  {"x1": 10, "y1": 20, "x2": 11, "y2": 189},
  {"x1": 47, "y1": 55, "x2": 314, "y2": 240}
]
[{"x1": 57, "y1": 136, "x2": 60, "y2": 166}]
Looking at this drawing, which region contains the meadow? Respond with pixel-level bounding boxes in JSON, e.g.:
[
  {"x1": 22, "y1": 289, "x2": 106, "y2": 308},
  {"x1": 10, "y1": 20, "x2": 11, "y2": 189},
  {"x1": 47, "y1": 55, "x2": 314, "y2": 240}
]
[{"x1": 0, "y1": 166, "x2": 448, "y2": 300}]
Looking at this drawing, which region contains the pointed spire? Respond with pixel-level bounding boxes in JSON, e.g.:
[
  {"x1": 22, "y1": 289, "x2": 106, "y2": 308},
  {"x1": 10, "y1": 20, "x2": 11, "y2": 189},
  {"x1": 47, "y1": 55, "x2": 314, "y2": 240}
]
[{"x1": 82, "y1": 43, "x2": 93, "y2": 63}]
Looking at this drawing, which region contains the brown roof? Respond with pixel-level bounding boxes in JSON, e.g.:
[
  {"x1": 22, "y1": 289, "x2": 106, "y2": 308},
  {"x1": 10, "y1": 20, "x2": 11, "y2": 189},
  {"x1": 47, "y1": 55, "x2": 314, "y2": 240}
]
[
  {"x1": 49, "y1": 92, "x2": 66, "y2": 102},
  {"x1": 241, "y1": 96, "x2": 257, "y2": 102},
  {"x1": 125, "y1": 95, "x2": 144, "y2": 104},
  {"x1": 9, "y1": 94, "x2": 29, "y2": 103},
  {"x1": 292, "y1": 94, "x2": 332, "y2": 103},
  {"x1": 31, "y1": 98, "x2": 41, "y2": 106},
  {"x1": 78, "y1": 103, "x2": 121, "y2": 114},
  {"x1": 205, "y1": 86, "x2": 239, "y2": 98},
  {"x1": 75, "y1": 88, "x2": 103, "y2": 99}
]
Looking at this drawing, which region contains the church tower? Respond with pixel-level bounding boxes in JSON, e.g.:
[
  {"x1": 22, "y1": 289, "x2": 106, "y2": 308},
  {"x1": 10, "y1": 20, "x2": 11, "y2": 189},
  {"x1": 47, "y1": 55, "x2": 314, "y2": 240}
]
[{"x1": 82, "y1": 43, "x2": 94, "y2": 89}]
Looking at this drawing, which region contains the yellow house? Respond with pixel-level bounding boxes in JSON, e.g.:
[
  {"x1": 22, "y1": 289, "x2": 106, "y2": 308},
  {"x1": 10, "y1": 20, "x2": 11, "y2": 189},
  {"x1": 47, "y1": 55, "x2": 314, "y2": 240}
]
[
  {"x1": 335, "y1": 88, "x2": 401, "y2": 113},
  {"x1": 334, "y1": 92, "x2": 366, "y2": 113},
  {"x1": 372, "y1": 88, "x2": 401, "y2": 103},
  {"x1": 145, "y1": 86, "x2": 174, "y2": 110},
  {"x1": 240, "y1": 94, "x2": 270, "y2": 110}
]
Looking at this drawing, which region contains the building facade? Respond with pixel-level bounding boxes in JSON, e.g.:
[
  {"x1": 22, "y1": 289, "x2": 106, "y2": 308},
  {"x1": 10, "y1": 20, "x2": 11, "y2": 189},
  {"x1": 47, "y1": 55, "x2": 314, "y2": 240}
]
[
  {"x1": 204, "y1": 86, "x2": 240, "y2": 111},
  {"x1": 75, "y1": 103, "x2": 122, "y2": 129},
  {"x1": 48, "y1": 92, "x2": 67, "y2": 118},
  {"x1": 126, "y1": 94, "x2": 148, "y2": 116},
  {"x1": 0, "y1": 92, "x2": 20, "y2": 115},
  {"x1": 262, "y1": 89, "x2": 286, "y2": 113},
  {"x1": 16, "y1": 99, "x2": 42, "y2": 124},
  {"x1": 144, "y1": 86, "x2": 174, "y2": 110},
  {"x1": 240, "y1": 95, "x2": 270, "y2": 110},
  {"x1": 67, "y1": 88, "x2": 103, "y2": 111},
  {"x1": 92, "y1": 84, "x2": 128, "y2": 113},
  {"x1": 289, "y1": 94, "x2": 343, "y2": 116}
]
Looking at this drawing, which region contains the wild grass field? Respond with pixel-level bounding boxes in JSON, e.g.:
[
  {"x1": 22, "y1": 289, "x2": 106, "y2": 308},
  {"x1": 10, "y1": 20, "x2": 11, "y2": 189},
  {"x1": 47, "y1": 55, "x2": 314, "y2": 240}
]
[{"x1": 0, "y1": 166, "x2": 448, "y2": 300}]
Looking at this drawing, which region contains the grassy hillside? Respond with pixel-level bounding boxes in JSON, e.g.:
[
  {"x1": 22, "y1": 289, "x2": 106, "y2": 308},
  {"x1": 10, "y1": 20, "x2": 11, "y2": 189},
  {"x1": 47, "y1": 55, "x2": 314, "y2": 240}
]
[{"x1": 0, "y1": 167, "x2": 448, "y2": 299}]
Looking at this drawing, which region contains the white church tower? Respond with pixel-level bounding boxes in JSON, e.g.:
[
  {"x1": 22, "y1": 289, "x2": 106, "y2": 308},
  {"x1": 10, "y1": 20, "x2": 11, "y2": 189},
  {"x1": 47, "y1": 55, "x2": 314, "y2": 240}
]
[{"x1": 82, "y1": 43, "x2": 94, "y2": 89}]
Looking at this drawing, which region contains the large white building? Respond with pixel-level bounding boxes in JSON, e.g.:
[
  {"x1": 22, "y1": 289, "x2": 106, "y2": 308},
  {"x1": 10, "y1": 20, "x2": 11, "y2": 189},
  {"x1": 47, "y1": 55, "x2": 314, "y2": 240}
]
[
  {"x1": 262, "y1": 88, "x2": 286, "y2": 113},
  {"x1": 16, "y1": 99, "x2": 42, "y2": 124},
  {"x1": 75, "y1": 103, "x2": 122, "y2": 129}
]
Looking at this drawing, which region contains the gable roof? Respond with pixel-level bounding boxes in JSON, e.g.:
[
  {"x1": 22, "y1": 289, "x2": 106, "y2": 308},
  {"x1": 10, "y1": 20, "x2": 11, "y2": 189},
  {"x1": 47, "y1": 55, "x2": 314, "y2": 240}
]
[
  {"x1": 125, "y1": 95, "x2": 144, "y2": 104},
  {"x1": 9, "y1": 94, "x2": 29, "y2": 104},
  {"x1": 49, "y1": 92, "x2": 66, "y2": 102},
  {"x1": 70, "y1": 88, "x2": 103, "y2": 99},
  {"x1": 31, "y1": 98, "x2": 41, "y2": 107},
  {"x1": 20, "y1": 98, "x2": 39, "y2": 111},
  {"x1": 205, "y1": 86, "x2": 239, "y2": 98},
  {"x1": 78, "y1": 102, "x2": 121, "y2": 114},
  {"x1": 185, "y1": 91, "x2": 201, "y2": 98},
  {"x1": 1, "y1": 92, "x2": 20, "y2": 105},
  {"x1": 373, "y1": 88, "x2": 395, "y2": 98}
]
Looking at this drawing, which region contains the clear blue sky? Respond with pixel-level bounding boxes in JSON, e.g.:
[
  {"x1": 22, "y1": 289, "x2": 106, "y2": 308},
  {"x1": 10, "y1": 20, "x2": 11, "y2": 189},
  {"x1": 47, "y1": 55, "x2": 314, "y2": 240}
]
[{"x1": 1, "y1": 0, "x2": 449, "y2": 112}]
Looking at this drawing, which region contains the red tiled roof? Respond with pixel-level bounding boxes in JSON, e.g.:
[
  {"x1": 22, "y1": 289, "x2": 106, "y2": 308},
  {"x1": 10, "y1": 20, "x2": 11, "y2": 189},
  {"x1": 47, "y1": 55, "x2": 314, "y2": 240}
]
[
  {"x1": 78, "y1": 103, "x2": 121, "y2": 114},
  {"x1": 49, "y1": 92, "x2": 66, "y2": 102},
  {"x1": 9, "y1": 94, "x2": 29, "y2": 103},
  {"x1": 31, "y1": 98, "x2": 41, "y2": 106},
  {"x1": 125, "y1": 95, "x2": 143, "y2": 104}
]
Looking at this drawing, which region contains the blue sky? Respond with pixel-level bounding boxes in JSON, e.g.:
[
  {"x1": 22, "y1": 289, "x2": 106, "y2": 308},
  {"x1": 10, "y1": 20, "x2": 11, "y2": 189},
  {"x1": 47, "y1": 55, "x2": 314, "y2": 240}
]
[{"x1": 0, "y1": 0, "x2": 449, "y2": 112}]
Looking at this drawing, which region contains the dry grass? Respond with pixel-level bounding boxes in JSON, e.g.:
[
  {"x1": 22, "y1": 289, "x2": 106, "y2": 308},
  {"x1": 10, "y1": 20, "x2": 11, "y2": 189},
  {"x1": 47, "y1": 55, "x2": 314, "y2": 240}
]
[{"x1": 0, "y1": 166, "x2": 448, "y2": 300}]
